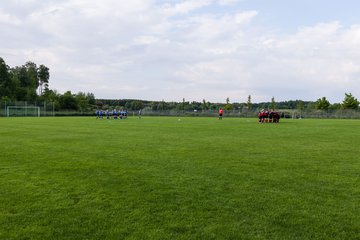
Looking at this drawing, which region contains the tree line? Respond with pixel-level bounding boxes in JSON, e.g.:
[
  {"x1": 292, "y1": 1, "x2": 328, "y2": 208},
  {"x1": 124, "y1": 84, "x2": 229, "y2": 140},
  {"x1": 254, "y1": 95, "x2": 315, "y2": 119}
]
[
  {"x1": 0, "y1": 57, "x2": 49, "y2": 102},
  {"x1": 1, "y1": 57, "x2": 359, "y2": 113},
  {"x1": 97, "y1": 94, "x2": 359, "y2": 112},
  {"x1": 0, "y1": 57, "x2": 95, "y2": 111}
]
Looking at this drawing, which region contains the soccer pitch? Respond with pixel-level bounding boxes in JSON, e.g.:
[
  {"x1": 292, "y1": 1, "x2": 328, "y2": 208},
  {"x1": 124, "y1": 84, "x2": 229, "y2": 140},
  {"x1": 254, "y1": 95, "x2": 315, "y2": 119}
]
[{"x1": 0, "y1": 117, "x2": 359, "y2": 239}]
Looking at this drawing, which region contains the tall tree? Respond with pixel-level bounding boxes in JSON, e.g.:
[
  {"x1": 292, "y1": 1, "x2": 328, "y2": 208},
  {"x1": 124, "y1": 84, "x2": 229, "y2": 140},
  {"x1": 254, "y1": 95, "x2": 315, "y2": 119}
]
[
  {"x1": 9, "y1": 62, "x2": 39, "y2": 101},
  {"x1": 0, "y1": 57, "x2": 11, "y2": 99},
  {"x1": 270, "y1": 97, "x2": 276, "y2": 110},
  {"x1": 10, "y1": 66, "x2": 28, "y2": 101},
  {"x1": 202, "y1": 99, "x2": 209, "y2": 110},
  {"x1": 86, "y1": 93, "x2": 96, "y2": 105},
  {"x1": 25, "y1": 61, "x2": 39, "y2": 94},
  {"x1": 342, "y1": 93, "x2": 359, "y2": 109},
  {"x1": 247, "y1": 95, "x2": 252, "y2": 110},
  {"x1": 315, "y1": 97, "x2": 330, "y2": 110},
  {"x1": 37, "y1": 64, "x2": 50, "y2": 95}
]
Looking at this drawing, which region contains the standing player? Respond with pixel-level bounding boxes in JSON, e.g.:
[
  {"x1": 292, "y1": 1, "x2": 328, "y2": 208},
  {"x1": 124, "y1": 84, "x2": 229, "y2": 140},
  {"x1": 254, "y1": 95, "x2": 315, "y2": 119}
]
[
  {"x1": 113, "y1": 109, "x2": 118, "y2": 119},
  {"x1": 119, "y1": 109, "x2": 124, "y2": 119},
  {"x1": 218, "y1": 108, "x2": 224, "y2": 120}
]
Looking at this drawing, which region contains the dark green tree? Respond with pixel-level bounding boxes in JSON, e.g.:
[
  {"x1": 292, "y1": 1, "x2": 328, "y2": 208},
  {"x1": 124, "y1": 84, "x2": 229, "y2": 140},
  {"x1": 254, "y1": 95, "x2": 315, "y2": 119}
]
[
  {"x1": 59, "y1": 91, "x2": 77, "y2": 110},
  {"x1": 131, "y1": 100, "x2": 143, "y2": 110},
  {"x1": 24, "y1": 61, "x2": 39, "y2": 101},
  {"x1": 10, "y1": 66, "x2": 28, "y2": 101},
  {"x1": 86, "y1": 93, "x2": 96, "y2": 105},
  {"x1": 9, "y1": 62, "x2": 39, "y2": 101},
  {"x1": 329, "y1": 103, "x2": 341, "y2": 110},
  {"x1": 201, "y1": 99, "x2": 208, "y2": 110},
  {"x1": 75, "y1": 92, "x2": 88, "y2": 112},
  {"x1": 157, "y1": 100, "x2": 168, "y2": 110},
  {"x1": 0, "y1": 57, "x2": 11, "y2": 99},
  {"x1": 315, "y1": 97, "x2": 330, "y2": 110},
  {"x1": 0, "y1": 59, "x2": 51, "y2": 101},
  {"x1": 125, "y1": 101, "x2": 132, "y2": 110},
  {"x1": 43, "y1": 89, "x2": 59, "y2": 102},
  {"x1": 342, "y1": 93, "x2": 359, "y2": 109}
]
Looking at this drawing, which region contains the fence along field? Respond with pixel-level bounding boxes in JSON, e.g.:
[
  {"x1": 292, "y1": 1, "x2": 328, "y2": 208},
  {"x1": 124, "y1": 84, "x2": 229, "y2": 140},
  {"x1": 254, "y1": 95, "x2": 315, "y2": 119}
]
[
  {"x1": 1, "y1": 100, "x2": 360, "y2": 118},
  {"x1": 0, "y1": 116, "x2": 359, "y2": 239}
]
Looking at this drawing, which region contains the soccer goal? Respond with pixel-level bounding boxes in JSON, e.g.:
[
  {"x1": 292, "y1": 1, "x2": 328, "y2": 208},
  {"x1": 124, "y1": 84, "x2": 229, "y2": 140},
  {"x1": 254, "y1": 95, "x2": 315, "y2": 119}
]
[{"x1": 6, "y1": 106, "x2": 40, "y2": 117}]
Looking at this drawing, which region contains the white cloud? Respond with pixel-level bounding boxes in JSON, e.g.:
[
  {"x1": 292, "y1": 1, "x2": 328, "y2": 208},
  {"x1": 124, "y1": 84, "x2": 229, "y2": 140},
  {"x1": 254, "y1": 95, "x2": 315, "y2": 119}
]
[
  {"x1": 235, "y1": 11, "x2": 258, "y2": 24},
  {"x1": 133, "y1": 35, "x2": 160, "y2": 45},
  {"x1": 218, "y1": 0, "x2": 243, "y2": 6},
  {"x1": 0, "y1": 11, "x2": 22, "y2": 25},
  {"x1": 161, "y1": 0, "x2": 212, "y2": 16}
]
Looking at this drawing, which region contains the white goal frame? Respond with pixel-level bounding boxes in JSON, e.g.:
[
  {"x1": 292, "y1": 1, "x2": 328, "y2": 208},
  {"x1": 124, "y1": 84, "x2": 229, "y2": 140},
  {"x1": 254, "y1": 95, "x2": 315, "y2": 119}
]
[{"x1": 6, "y1": 106, "x2": 40, "y2": 117}]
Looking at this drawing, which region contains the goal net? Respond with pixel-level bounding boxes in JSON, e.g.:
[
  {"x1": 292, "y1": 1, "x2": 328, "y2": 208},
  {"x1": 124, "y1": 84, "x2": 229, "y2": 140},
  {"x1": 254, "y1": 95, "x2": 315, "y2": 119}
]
[{"x1": 6, "y1": 106, "x2": 40, "y2": 117}]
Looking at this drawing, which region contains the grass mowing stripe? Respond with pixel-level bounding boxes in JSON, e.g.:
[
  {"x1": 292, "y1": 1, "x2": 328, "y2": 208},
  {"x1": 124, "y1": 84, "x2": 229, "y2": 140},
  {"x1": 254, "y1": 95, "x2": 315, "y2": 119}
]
[{"x1": 0, "y1": 117, "x2": 359, "y2": 239}]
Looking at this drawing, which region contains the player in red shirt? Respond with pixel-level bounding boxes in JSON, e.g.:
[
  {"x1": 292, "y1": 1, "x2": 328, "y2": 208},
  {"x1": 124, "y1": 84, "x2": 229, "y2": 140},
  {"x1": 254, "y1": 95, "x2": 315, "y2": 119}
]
[{"x1": 218, "y1": 108, "x2": 224, "y2": 120}]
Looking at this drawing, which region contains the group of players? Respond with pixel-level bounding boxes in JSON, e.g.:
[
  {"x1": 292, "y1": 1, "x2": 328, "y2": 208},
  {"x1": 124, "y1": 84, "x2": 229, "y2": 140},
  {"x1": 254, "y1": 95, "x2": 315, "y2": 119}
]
[
  {"x1": 96, "y1": 109, "x2": 129, "y2": 119},
  {"x1": 258, "y1": 109, "x2": 280, "y2": 123},
  {"x1": 96, "y1": 108, "x2": 280, "y2": 123}
]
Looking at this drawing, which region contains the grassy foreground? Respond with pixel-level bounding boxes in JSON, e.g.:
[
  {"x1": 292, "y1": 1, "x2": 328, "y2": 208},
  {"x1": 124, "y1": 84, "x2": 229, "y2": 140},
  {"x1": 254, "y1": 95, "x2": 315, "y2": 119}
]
[{"x1": 0, "y1": 117, "x2": 359, "y2": 239}]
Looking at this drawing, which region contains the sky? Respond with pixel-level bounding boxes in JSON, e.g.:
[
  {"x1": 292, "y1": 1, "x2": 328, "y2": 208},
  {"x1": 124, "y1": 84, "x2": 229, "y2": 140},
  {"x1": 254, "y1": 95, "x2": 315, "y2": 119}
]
[{"x1": 1, "y1": 0, "x2": 360, "y2": 103}]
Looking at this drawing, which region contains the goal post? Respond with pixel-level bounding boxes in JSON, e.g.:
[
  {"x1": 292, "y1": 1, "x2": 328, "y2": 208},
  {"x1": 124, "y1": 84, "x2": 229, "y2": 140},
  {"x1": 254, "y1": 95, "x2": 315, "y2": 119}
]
[{"x1": 6, "y1": 106, "x2": 40, "y2": 117}]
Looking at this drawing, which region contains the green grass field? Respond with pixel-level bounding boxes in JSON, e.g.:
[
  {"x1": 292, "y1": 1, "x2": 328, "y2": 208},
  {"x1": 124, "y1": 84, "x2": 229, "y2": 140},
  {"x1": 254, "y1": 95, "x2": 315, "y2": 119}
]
[{"x1": 0, "y1": 117, "x2": 359, "y2": 239}]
